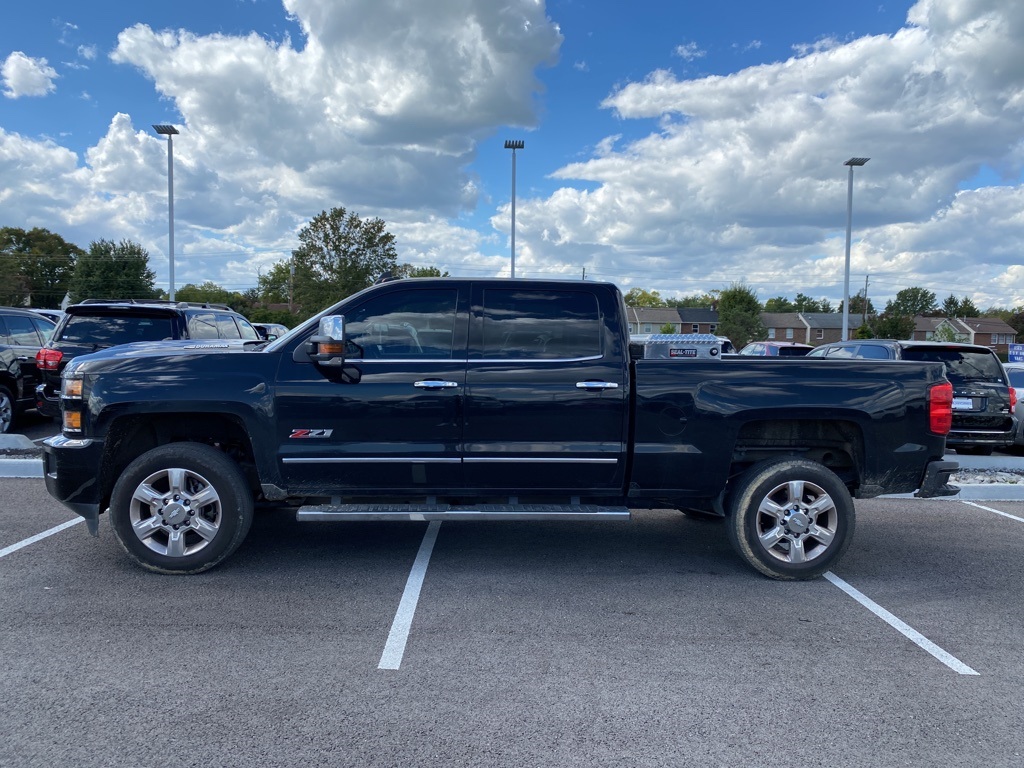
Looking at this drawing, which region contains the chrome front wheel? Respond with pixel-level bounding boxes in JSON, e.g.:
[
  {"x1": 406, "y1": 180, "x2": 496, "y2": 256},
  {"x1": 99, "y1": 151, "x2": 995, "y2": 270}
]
[{"x1": 110, "y1": 443, "x2": 253, "y2": 574}]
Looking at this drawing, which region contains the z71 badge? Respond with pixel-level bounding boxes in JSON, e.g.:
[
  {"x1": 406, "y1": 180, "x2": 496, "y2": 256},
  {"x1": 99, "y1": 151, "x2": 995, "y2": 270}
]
[{"x1": 289, "y1": 429, "x2": 334, "y2": 438}]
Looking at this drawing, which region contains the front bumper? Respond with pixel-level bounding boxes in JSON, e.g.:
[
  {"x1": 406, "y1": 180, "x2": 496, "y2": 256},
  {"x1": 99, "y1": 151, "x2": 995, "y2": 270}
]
[
  {"x1": 42, "y1": 435, "x2": 106, "y2": 535},
  {"x1": 915, "y1": 459, "x2": 960, "y2": 498}
]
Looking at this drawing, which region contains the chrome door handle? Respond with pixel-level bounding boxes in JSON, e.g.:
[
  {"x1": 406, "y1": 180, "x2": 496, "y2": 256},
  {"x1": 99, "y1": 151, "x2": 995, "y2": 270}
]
[
  {"x1": 414, "y1": 380, "x2": 459, "y2": 389},
  {"x1": 575, "y1": 381, "x2": 619, "y2": 390}
]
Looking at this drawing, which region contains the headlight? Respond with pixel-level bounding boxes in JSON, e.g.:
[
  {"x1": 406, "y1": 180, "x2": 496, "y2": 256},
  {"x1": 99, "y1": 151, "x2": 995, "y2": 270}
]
[
  {"x1": 61, "y1": 373, "x2": 84, "y2": 434},
  {"x1": 62, "y1": 376, "x2": 83, "y2": 398}
]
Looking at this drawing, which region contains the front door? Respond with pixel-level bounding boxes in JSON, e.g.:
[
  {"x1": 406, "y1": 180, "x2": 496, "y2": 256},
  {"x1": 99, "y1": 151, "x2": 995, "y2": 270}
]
[{"x1": 275, "y1": 286, "x2": 468, "y2": 494}]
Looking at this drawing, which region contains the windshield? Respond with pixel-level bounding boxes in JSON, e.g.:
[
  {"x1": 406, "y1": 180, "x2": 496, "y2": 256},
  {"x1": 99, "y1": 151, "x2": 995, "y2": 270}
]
[{"x1": 902, "y1": 347, "x2": 1005, "y2": 384}]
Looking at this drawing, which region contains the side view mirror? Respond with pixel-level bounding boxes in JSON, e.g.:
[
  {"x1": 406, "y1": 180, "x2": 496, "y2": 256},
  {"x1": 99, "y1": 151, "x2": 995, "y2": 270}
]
[{"x1": 309, "y1": 316, "x2": 347, "y2": 366}]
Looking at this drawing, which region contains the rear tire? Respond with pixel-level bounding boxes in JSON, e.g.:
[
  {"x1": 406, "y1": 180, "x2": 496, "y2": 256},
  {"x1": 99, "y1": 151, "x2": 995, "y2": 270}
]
[
  {"x1": 726, "y1": 458, "x2": 855, "y2": 580},
  {"x1": 109, "y1": 443, "x2": 254, "y2": 574}
]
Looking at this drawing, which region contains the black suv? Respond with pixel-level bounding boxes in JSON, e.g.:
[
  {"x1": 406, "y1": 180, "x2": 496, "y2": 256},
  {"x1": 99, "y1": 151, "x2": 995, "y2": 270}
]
[
  {"x1": 0, "y1": 307, "x2": 57, "y2": 432},
  {"x1": 807, "y1": 339, "x2": 1015, "y2": 454},
  {"x1": 36, "y1": 300, "x2": 260, "y2": 419}
]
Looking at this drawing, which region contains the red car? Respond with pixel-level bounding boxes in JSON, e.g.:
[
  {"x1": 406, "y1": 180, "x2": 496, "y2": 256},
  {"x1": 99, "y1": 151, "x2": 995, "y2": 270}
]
[{"x1": 737, "y1": 341, "x2": 813, "y2": 356}]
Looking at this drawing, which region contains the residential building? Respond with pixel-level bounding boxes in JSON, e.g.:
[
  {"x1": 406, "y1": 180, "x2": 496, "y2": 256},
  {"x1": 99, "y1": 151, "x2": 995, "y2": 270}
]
[
  {"x1": 625, "y1": 306, "x2": 719, "y2": 335},
  {"x1": 913, "y1": 316, "x2": 1017, "y2": 354}
]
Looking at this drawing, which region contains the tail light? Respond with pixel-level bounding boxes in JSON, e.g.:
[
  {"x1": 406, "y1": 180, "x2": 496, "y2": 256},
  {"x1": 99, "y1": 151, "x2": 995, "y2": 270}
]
[
  {"x1": 36, "y1": 347, "x2": 63, "y2": 371},
  {"x1": 1010, "y1": 387, "x2": 1017, "y2": 415},
  {"x1": 928, "y1": 381, "x2": 953, "y2": 435}
]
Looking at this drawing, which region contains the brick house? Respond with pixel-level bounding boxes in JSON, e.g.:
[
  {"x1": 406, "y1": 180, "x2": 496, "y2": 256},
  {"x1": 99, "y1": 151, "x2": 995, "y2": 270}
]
[
  {"x1": 913, "y1": 316, "x2": 1017, "y2": 354},
  {"x1": 625, "y1": 306, "x2": 720, "y2": 335},
  {"x1": 759, "y1": 312, "x2": 845, "y2": 346}
]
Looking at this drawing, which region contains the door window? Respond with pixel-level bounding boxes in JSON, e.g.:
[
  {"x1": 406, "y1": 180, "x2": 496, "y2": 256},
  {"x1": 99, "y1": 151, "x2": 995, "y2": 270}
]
[
  {"x1": 345, "y1": 289, "x2": 458, "y2": 359},
  {"x1": 5, "y1": 315, "x2": 42, "y2": 345},
  {"x1": 188, "y1": 313, "x2": 219, "y2": 339},
  {"x1": 481, "y1": 289, "x2": 601, "y2": 359}
]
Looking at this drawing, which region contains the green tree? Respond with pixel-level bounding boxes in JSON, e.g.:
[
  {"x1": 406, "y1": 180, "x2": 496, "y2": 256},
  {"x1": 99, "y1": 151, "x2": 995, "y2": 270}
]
[
  {"x1": 716, "y1": 282, "x2": 765, "y2": 350},
  {"x1": 175, "y1": 281, "x2": 247, "y2": 308},
  {"x1": 838, "y1": 291, "x2": 873, "y2": 315},
  {"x1": 289, "y1": 207, "x2": 399, "y2": 318},
  {"x1": 665, "y1": 293, "x2": 715, "y2": 308},
  {"x1": 623, "y1": 288, "x2": 665, "y2": 307},
  {"x1": 0, "y1": 227, "x2": 83, "y2": 308},
  {"x1": 763, "y1": 296, "x2": 795, "y2": 312},
  {"x1": 794, "y1": 293, "x2": 833, "y2": 313},
  {"x1": 1005, "y1": 310, "x2": 1024, "y2": 338},
  {"x1": 941, "y1": 294, "x2": 980, "y2": 317},
  {"x1": 255, "y1": 261, "x2": 293, "y2": 307},
  {"x1": 871, "y1": 312, "x2": 915, "y2": 340},
  {"x1": 885, "y1": 287, "x2": 937, "y2": 317},
  {"x1": 69, "y1": 239, "x2": 157, "y2": 302},
  {"x1": 659, "y1": 323, "x2": 677, "y2": 334},
  {"x1": 398, "y1": 265, "x2": 449, "y2": 278}
]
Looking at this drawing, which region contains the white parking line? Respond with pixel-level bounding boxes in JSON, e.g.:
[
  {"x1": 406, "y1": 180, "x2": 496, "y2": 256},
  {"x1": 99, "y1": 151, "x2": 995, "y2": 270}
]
[
  {"x1": 961, "y1": 500, "x2": 1024, "y2": 523},
  {"x1": 378, "y1": 521, "x2": 441, "y2": 670},
  {"x1": 824, "y1": 571, "x2": 979, "y2": 676},
  {"x1": 0, "y1": 517, "x2": 85, "y2": 559}
]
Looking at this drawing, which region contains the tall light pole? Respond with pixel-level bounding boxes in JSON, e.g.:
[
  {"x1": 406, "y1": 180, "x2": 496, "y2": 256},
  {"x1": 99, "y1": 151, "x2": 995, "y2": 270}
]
[
  {"x1": 842, "y1": 157, "x2": 869, "y2": 341},
  {"x1": 153, "y1": 124, "x2": 179, "y2": 301},
  {"x1": 504, "y1": 139, "x2": 524, "y2": 278}
]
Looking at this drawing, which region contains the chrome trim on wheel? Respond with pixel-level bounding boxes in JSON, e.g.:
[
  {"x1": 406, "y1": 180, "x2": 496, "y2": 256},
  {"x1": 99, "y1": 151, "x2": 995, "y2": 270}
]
[
  {"x1": 754, "y1": 479, "x2": 838, "y2": 565},
  {"x1": 128, "y1": 466, "x2": 223, "y2": 557}
]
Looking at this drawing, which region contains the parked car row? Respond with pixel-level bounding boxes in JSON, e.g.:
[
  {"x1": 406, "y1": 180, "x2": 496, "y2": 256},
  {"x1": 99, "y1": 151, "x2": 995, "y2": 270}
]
[
  {"x1": 34, "y1": 300, "x2": 265, "y2": 420},
  {"x1": 0, "y1": 301, "x2": 296, "y2": 434},
  {"x1": 807, "y1": 339, "x2": 1016, "y2": 455},
  {"x1": 0, "y1": 307, "x2": 58, "y2": 432}
]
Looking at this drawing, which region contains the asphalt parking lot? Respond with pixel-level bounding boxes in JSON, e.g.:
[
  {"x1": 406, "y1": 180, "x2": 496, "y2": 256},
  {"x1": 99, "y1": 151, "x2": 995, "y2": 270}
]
[{"x1": 2, "y1": 476, "x2": 1023, "y2": 768}]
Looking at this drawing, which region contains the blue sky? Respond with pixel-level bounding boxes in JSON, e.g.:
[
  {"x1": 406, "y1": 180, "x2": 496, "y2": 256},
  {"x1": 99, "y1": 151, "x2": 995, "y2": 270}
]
[{"x1": 3, "y1": 0, "x2": 1024, "y2": 311}]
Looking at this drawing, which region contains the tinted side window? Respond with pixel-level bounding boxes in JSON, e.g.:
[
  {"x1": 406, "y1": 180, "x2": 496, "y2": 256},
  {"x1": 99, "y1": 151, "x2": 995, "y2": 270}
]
[
  {"x1": 6, "y1": 315, "x2": 42, "y2": 346},
  {"x1": 857, "y1": 344, "x2": 891, "y2": 359},
  {"x1": 60, "y1": 315, "x2": 175, "y2": 344},
  {"x1": 826, "y1": 346, "x2": 857, "y2": 358},
  {"x1": 235, "y1": 318, "x2": 261, "y2": 341},
  {"x1": 346, "y1": 289, "x2": 458, "y2": 359},
  {"x1": 482, "y1": 289, "x2": 601, "y2": 359},
  {"x1": 216, "y1": 314, "x2": 241, "y2": 339},
  {"x1": 188, "y1": 313, "x2": 219, "y2": 339},
  {"x1": 32, "y1": 317, "x2": 55, "y2": 342},
  {"x1": 0, "y1": 316, "x2": 10, "y2": 345}
]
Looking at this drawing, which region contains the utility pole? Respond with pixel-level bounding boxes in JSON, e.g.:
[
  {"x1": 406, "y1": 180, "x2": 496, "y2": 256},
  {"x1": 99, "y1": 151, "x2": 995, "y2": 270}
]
[{"x1": 862, "y1": 274, "x2": 869, "y2": 327}]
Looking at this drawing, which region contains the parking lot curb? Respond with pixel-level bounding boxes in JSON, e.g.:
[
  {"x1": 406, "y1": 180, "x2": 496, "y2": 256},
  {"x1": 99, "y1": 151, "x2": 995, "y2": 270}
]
[{"x1": 0, "y1": 458, "x2": 43, "y2": 478}]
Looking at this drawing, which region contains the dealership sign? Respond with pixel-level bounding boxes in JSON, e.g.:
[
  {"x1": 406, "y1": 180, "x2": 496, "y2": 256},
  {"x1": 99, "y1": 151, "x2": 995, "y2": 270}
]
[{"x1": 1008, "y1": 343, "x2": 1024, "y2": 363}]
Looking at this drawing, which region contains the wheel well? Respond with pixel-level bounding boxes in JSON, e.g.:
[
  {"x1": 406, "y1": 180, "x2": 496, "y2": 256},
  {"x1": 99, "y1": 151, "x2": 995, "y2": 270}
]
[
  {"x1": 729, "y1": 419, "x2": 864, "y2": 492},
  {"x1": 0, "y1": 372, "x2": 19, "y2": 398},
  {"x1": 99, "y1": 413, "x2": 258, "y2": 510}
]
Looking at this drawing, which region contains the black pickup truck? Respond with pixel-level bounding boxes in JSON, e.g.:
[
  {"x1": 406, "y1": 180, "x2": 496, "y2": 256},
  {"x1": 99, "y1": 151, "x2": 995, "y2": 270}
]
[{"x1": 43, "y1": 279, "x2": 958, "y2": 580}]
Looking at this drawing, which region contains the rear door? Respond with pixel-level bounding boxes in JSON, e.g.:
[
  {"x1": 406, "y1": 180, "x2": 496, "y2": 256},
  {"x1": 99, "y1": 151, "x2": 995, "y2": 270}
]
[{"x1": 462, "y1": 284, "x2": 628, "y2": 493}]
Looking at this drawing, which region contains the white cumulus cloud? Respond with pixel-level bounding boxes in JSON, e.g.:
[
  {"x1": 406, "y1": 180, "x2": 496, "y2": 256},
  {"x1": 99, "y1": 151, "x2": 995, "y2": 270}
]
[{"x1": 2, "y1": 52, "x2": 58, "y2": 98}]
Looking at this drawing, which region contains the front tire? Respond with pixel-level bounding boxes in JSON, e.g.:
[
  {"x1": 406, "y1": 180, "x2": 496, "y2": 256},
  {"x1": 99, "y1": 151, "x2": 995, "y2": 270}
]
[
  {"x1": 109, "y1": 443, "x2": 254, "y2": 574},
  {"x1": 726, "y1": 458, "x2": 855, "y2": 580}
]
